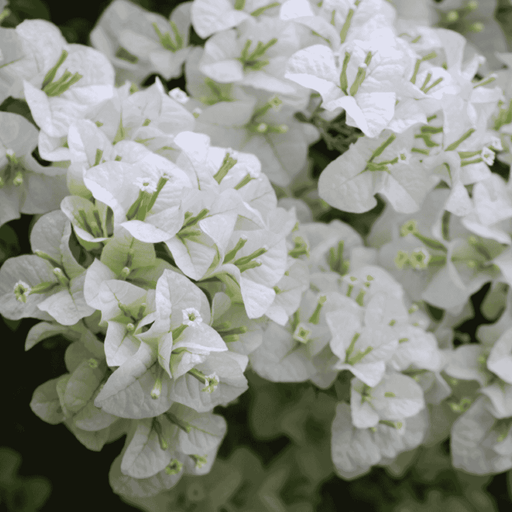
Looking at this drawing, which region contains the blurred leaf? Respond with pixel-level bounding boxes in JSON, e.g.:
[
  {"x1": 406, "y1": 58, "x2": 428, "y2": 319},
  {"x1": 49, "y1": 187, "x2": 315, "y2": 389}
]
[
  {"x1": 58, "y1": 18, "x2": 92, "y2": 45},
  {"x1": 0, "y1": 223, "x2": 20, "y2": 265},
  {"x1": 4, "y1": 476, "x2": 52, "y2": 512},
  {"x1": 8, "y1": 0, "x2": 50, "y2": 20},
  {"x1": 0, "y1": 447, "x2": 21, "y2": 488}
]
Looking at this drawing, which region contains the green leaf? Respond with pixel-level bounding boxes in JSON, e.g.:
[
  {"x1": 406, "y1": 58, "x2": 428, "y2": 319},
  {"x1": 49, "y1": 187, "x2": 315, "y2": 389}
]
[{"x1": 0, "y1": 224, "x2": 20, "y2": 264}]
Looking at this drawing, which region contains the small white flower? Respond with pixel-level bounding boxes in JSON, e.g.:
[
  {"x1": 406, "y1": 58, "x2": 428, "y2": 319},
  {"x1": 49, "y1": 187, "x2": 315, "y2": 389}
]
[
  {"x1": 134, "y1": 177, "x2": 157, "y2": 193},
  {"x1": 225, "y1": 147, "x2": 239, "y2": 160},
  {"x1": 13, "y1": 280, "x2": 31, "y2": 303},
  {"x1": 169, "y1": 87, "x2": 189, "y2": 104},
  {"x1": 293, "y1": 322, "x2": 312, "y2": 343},
  {"x1": 481, "y1": 147, "x2": 495, "y2": 166},
  {"x1": 203, "y1": 372, "x2": 219, "y2": 393},
  {"x1": 409, "y1": 247, "x2": 431, "y2": 270},
  {"x1": 248, "y1": 166, "x2": 261, "y2": 179},
  {"x1": 5, "y1": 148, "x2": 16, "y2": 163},
  {"x1": 182, "y1": 307, "x2": 203, "y2": 326}
]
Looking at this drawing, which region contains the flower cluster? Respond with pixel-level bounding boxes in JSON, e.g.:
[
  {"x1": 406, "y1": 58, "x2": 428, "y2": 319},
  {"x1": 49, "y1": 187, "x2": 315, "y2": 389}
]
[
  {"x1": 1, "y1": 0, "x2": 512, "y2": 505},
  {"x1": 0, "y1": 14, "x2": 295, "y2": 498}
]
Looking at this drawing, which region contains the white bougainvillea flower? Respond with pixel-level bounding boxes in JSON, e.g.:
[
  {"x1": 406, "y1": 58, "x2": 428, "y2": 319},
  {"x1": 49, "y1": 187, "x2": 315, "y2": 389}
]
[
  {"x1": 116, "y1": 78, "x2": 196, "y2": 153},
  {"x1": 285, "y1": 28, "x2": 416, "y2": 137},
  {"x1": 249, "y1": 319, "x2": 318, "y2": 382},
  {"x1": 331, "y1": 402, "x2": 428, "y2": 480},
  {"x1": 194, "y1": 98, "x2": 319, "y2": 186},
  {"x1": 0, "y1": 211, "x2": 94, "y2": 325},
  {"x1": 83, "y1": 143, "x2": 191, "y2": 243},
  {"x1": 487, "y1": 327, "x2": 512, "y2": 385},
  {"x1": 165, "y1": 187, "x2": 242, "y2": 281},
  {"x1": 83, "y1": 227, "x2": 173, "y2": 310},
  {"x1": 387, "y1": 324, "x2": 441, "y2": 374},
  {"x1": 0, "y1": 112, "x2": 68, "y2": 227},
  {"x1": 90, "y1": 0, "x2": 155, "y2": 83},
  {"x1": 94, "y1": 340, "x2": 174, "y2": 419},
  {"x1": 199, "y1": 16, "x2": 302, "y2": 95},
  {"x1": 451, "y1": 396, "x2": 512, "y2": 475},
  {"x1": 169, "y1": 350, "x2": 249, "y2": 412},
  {"x1": 31, "y1": 343, "x2": 124, "y2": 453},
  {"x1": 461, "y1": 173, "x2": 512, "y2": 245},
  {"x1": 480, "y1": 381, "x2": 512, "y2": 420},
  {"x1": 23, "y1": 42, "x2": 116, "y2": 140},
  {"x1": 350, "y1": 374, "x2": 425, "y2": 429},
  {"x1": 61, "y1": 195, "x2": 113, "y2": 246},
  {"x1": 110, "y1": 436, "x2": 222, "y2": 498},
  {"x1": 119, "y1": 403, "x2": 226, "y2": 480},
  {"x1": 318, "y1": 130, "x2": 438, "y2": 214},
  {"x1": 93, "y1": 268, "x2": 228, "y2": 418},
  {"x1": 185, "y1": 47, "x2": 317, "y2": 185},
  {"x1": 192, "y1": 0, "x2": 285, "y2": 39},
  {"x1": 109, "y1": 452, "x2": 183, "y2": 499},
  {"x1": 298, "y1": 220, "x2": 363, "y2": 275},
  {"x1": 215, "y1": 157, "x2": 271, "y2": 228},
  {"x1": 211, "y1": 292, "x2": 264, "y2": 355},
  {"x1": 368, "y1": 188, "x2": 498, "y2": 313},
  {"x1": 265, "y1": 257, "x2": 309, "y2": 325},
  {"x1": 432, "y1": 29, "x2": 503, "y2": 150},
  {"x1": 66, "y1": 119, "x2": 119, "y2": 196},
  {"x1": 209, "y1": 207, "x2": 296, "y2": 319},
  {"x1": 145, "y1": 270, "x2": 249, "y2": 412},
  {"x1": 120, "y1": 416, "x2": 179, "y2": 479},
  {"x1": 420, "y1": 236, "x2": 497, "y2": 313},
  {"x1": 94, "y1": 279, "x2": 155, "y2": 367},
  {"x1": 0, "y1": 26, "x2": 25, "y2": 103},
  {"x1": 91, "y1": 0, "x2": 192, "y2": 82},
  {"x1": 250, "y1": 287, "x2": 347, "y2": 383},
  {"x1": 281, "y1": 0, "x2": 396, "y2": 49},
  {"x1": 443, "y1": 343, "x2": 492, "y2": 387},
  {"x1": 279, "y1": 0, "x2": 341, "y2": 48},
  {"x1": 62, "y1": 361, "x2": 119, "y2": 434},
  {"x1": 329, "y1": 316, "x2": 399, "y2": 388},
  {"x1": 153, "y1": 269, "x2": 218, "y2": 366},
  {"x1": 0, "y1": 20, "x2": 66, "y2": 100}
]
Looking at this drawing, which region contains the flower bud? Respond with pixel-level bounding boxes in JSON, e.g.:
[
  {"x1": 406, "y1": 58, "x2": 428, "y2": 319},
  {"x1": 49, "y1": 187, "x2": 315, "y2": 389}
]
[
  {"x1": 445, "y1": 10, "x2": 459, "y2": 23},
  {"x1": 12, "y1": 171, "x2": 23, "y2": 187},
  {"x1": 169, "y1": 87, "x2": 189, "y2": 104}
]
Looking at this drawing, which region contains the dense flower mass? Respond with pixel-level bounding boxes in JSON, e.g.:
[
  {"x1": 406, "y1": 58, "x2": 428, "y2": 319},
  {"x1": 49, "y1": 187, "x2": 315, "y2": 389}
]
[{"x1": 2, "y1": 0, "x2": 512, "y2": 508}]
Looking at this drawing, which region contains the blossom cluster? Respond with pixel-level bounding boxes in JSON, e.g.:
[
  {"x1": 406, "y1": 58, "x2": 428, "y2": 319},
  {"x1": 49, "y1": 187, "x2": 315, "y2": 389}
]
[{"x1": 1, "y1": 0, "x2": 512, "y2": 504}]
